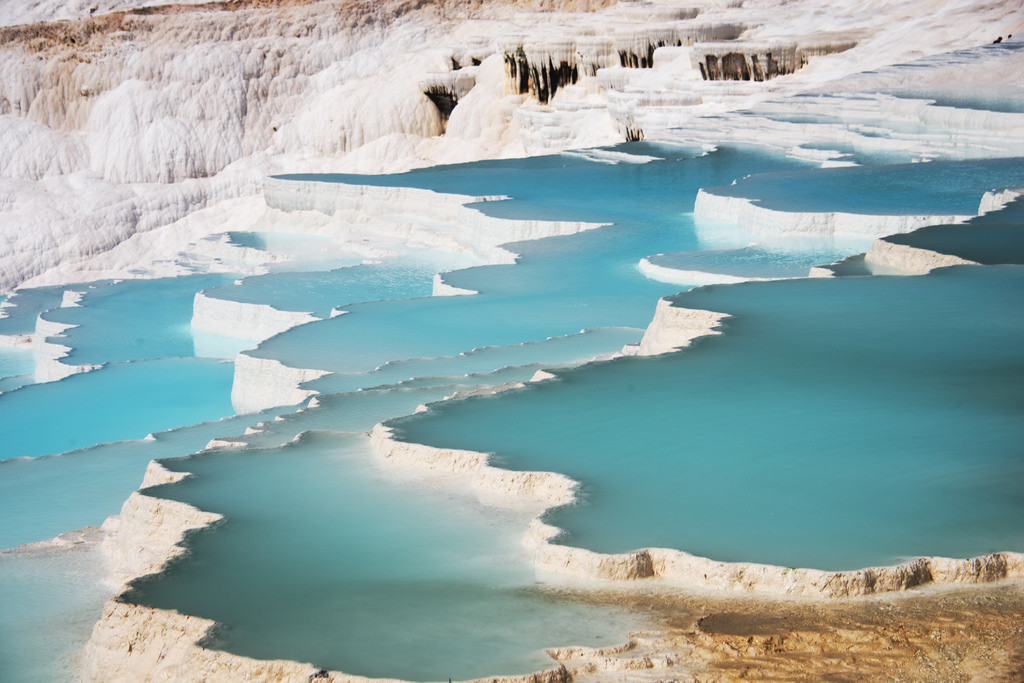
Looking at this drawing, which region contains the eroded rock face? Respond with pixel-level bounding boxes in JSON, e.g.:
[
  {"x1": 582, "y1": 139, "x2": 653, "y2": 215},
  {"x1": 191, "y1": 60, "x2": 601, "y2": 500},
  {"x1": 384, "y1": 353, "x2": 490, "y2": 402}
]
[{"x1": 692, "y1": 39, "x2": 856, "y2": 81}]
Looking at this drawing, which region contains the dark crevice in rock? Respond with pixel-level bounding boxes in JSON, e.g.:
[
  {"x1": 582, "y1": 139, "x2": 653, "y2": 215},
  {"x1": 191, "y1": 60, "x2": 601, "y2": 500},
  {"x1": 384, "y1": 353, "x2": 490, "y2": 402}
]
[
  {"x1": 505, "y1": 47, "x2": 579, "y2": 104},
  {"x1": 423, "y1": 85, "x2": 458, "y2": 127}
]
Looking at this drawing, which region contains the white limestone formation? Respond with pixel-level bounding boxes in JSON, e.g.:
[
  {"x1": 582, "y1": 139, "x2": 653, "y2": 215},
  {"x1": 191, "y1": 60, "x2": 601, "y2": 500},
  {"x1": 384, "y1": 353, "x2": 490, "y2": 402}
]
[
  {"x1": 638, "y1": 256, "x2": 777, "y2": 286},
  {"x1": 371, "y1": 423, "x2": 576, "y2": 512},
  {"x1": 2, "y1": 0, "x2": 1021, "y2": 296},
  {"x1": 32, "y1": 298, "x2": 103, "y2": 382},
  {"x1": 978, "y1": 187, "x2": 1024, "y2": 215},
  {"x1": 623, "y1": 297, "x2": 729, "y2": 357},
  {"x1": 99, "y1": 484, "x2": 222, "y2": 591},
  {"x1": 191, "y1": 290, "x2": 318, "y2": 343},
  {"x1": 432, "y1": 272, "x2": 478, "y2": 296},
  {"x1": 694, "y1": 189, "x2": 972, "y2": 239},
  {"x1": 230, "y1": 352, "x2": 329, "y2": 414},
  {"x1": 263, "y1": 177, "x2": 605, "y2": 263},
  {"x1": 863, "y1": 238, "x2": 979, "y2": 275}
]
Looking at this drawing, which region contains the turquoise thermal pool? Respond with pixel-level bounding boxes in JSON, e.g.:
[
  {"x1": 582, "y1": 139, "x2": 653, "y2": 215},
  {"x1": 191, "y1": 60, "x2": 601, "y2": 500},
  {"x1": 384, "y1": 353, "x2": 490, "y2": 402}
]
[
  {"x1": 390, "y1": 264, "x2": 1024, "y2": 571},
  {"x1": 129, "y1": 433, "x2": 641, "y2": 681},
  {"x1": 3, "y1": 141, "x2": 1023, "y2": 681}
]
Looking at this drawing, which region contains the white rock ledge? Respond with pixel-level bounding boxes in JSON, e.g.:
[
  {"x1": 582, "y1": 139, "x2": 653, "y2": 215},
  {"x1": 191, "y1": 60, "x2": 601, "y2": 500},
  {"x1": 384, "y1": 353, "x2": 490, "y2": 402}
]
[
  {"x1": 32, "y1": 312, "x2": 102, "y2": 382},
  {"x1": 264, "y1": 176, "x2": 607, "y2": 264},
  {"x1": 694, "y1": 189, "x2": 971, "y2": 239},
  {"x1": 978, "y1": 187, "x2": 1024, "y2": 215},
  {"x1": 638, "y1": 256, "x2": 777, "y2": 287},
  {"x1": 231, "y1": 352, "x2": 329, "y2": 414},
  {"x1": 864, "y1": 238, "x2": 979, "y2": 275},
  {"x1": 623, "y1": 297, "x2": 729, "y2": 357},
  {"x1": 377, "y1": 415, "x2": 1024, "y2": 598},
  {"x1": 371, "y1": 423, "x2": 576, "y2": 513},
  {"x1": 192, "y1": 290, "x2": 319, "y2": 343}
]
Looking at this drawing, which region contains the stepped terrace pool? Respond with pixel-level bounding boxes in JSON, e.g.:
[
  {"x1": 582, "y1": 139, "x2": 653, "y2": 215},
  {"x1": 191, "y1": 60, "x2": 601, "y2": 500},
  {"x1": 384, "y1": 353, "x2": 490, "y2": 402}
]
[
  {"x1": 390, "y1": 265, "x2": 1024, "y2": 571},
  {"x1": 4, "y1": 142, "x2": 1024, "y2": 681}
]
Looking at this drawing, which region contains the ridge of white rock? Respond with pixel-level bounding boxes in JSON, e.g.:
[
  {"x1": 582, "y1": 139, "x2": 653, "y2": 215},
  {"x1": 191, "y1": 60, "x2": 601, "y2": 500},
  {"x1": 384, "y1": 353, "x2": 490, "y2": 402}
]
[
  {"x1": 528, "y1": 509, "x2": 1024, "y2": 596},
  {"x1": 263, "y1": 177, "x2": 607, "y2": 263},
  {"x1": 432, "y1": 272, "x2": 478, "y2": 296},
  {"x1": 32, "y1": 297, "x2": 103, "y2": 382},
  {"x1": 862, "y1": 239, "x2": 979, "y2": 275},
  {"x1": 371, "y1": 423, "x2": 577, "y2": 512},
  {"x1": 97, "y1": 462, "x2": 222, "y2": 591},
  {"x1": 694, "y1": 189, "x2": 973, "y2": 239},
  {"x1": 978, "y1": 187, "x2": 1024, "y2": 215},
  {"x1": 230, "y1": 352, "x2": 330, "y2": 414},
  {"x1": 638, "y1": 256, "x2": 778, "y2": 286},
  {"x1": 860, "y1": 187, "x2": 1024, "y2": 275},
  {"x1": 623, "y1": 297, "x2": 730, "y2": 357},
  {"x1": 191, "y1": 290, "x2": 318, "y2": 343}
]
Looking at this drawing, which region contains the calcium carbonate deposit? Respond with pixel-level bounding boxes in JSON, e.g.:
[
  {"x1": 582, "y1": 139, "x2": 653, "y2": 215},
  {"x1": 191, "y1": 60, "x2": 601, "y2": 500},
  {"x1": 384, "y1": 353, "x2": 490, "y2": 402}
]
[{"x1": 1, "y1": 0, "x2": 1023, "y2": 680}]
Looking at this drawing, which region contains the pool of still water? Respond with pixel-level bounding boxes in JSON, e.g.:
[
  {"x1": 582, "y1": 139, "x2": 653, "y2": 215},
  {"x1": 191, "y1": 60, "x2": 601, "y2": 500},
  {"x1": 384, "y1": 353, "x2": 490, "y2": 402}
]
[
  {"x1": 131, "y1": 432, "x2": 643, "y2": 681},
  {"x1": 392, "y1": 265, "x2": 1024, "y2": 571},
  {"x1": 5, "y1": 142, "x2": 1023, "y2": 681}
]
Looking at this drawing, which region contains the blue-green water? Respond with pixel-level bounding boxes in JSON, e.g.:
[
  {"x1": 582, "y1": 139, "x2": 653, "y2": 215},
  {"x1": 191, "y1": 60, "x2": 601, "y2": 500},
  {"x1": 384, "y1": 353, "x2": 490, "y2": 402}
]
[
  {"x1": 254, "y1": 145, "x2": 814, "y2": 375},
  {"x1": 3, "y1": 141, "x2": 1024, "y2": 681},
  {"x1": 43, "y1": 275, "x2": 234, "y2": 365},
  {"x1": 204, "y1": 250, "x2": 478, "y2": 319},
  {"x1": 645, "y1": 244, "x2": 854, "y2": 280},
  {"x1": 703, "y1": 157, "x2": 1024, "y2": 215},
  {"x1": 881, "y1": 196, "x2": 1024, "y2": 264},
  {"x1": 392, "y1": 265, "x2": 1024, "y2": 570},
  {"x1": 0, "y1": 406, "x2": 288, "y2": 549},
  {"x1": 0, "y1": 358, "x2": 235, "y2": 462},
  {"x1": 129, "y1": 433, "x2": 640, "y2": 681},
  {"x1": 0, "y1": 544, "x2": 111, "y2": 682}
]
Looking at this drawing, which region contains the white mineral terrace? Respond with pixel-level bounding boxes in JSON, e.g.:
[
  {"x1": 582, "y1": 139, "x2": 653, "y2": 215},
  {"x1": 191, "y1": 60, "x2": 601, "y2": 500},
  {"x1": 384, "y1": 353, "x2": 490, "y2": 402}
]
[
  {"x1": 693, "y1": 189, "x2": 972, "y2": 239},
  {"x1": 637, "y1": 256, "x2": 777, "y2": 286},
  {"x1": 3, "y1": 0, "x2": 1024, "y2": 680},
  {"x1": 860, "y1": 187, "x2": 1023, "y2": 275},
  {"x1": 262, "y1": 177, "x2": 606, "y2": 262},
  {"x1": 32, "y1": 291, "x2": 103, "y2": 382},
  {"x1": 368, "y1": 301, "x2": 1024, "y2": 598},
  {"x1": 191, "y1": 180, "x2": 607, "y2": 346},
  {"x1": 191, "y1": 291, "x2": 318, "y2": 344}
]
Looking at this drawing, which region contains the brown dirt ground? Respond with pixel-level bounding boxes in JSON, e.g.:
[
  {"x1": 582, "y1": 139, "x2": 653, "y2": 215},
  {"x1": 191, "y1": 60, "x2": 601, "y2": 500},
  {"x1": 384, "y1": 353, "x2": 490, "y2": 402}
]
[{"x1": 546, "y1": 580, "x2": 1024, "y2": 681}]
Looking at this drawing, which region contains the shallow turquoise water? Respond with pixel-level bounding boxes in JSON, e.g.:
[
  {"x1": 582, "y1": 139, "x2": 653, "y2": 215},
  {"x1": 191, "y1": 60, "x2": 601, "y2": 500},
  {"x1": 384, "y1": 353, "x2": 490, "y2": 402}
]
[
  {"x1": 0, "y1": 545, "x2": 111, "y2": 682},
  {"x1": 0, "y1": 358, "x2": 235, "y2": 461},
  {"x1": 0, "y1": 346, "x2": 33, "y2": 381},
  {"x1": 393, "y1": 266, "x2": 1024, "y2": 570},
  {"x1": 704, "y1": 157, "x2": 1024, "y2": 215},
  {"x1": 645, "y1": 244, "x2": 854, "y2": 279},
  {"x1": 4, "y1": 140, "x2": 1024, "y2": 681},
  {"x1": 224, "y1": 231, "x2": 364, "y2": 272},
  {"x1": 131, "y1": 433, "x2": 641, "y2": 680},
  {"x1": 205, "y1": 250, "x2": 478, "y2": 318},
  {"x1": 44, "y1": 275, "x2": 234, "y2": 365},
  {"x1": 255, "y1": 146, "x2": 813, "y2": 374},
  {"x1": 306, "y1": 326, "x2": 643, "y2": 394},
  {"x1": 0, "y1": 406, "x2": 287, "y2": 549},
  {"x1": 0, "y1": 285, "x2": 66, "y2": 337},
  {"x1": 882, "y1": 196, "x2": 1024, "y2": 264}
]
